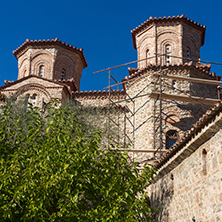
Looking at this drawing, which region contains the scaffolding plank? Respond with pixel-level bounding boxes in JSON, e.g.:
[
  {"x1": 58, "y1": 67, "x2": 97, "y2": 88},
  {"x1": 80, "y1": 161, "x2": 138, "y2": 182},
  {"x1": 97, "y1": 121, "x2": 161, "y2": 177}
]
[
  {"x1": 150, "y1": 92, "x2": 220, "y2": 105},
  {"x1": 152, "y1": 73, "x2": 221, "y2": 85},
  {"x1": 101, "y1": 148, "x2": 168, "y2": 153}
]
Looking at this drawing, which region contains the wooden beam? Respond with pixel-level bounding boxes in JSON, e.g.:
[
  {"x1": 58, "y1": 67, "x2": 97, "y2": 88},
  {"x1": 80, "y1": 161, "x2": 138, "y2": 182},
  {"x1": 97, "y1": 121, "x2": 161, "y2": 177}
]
[
  {"x1": 152, "y1": 73, "x2": 221, "y2": 85},
  {"x1": 150, "y1": 92, "x2": 220, "y2": 105},
  {"x1": 100, "y1": 148, "x2": 168, "y2": 153}
]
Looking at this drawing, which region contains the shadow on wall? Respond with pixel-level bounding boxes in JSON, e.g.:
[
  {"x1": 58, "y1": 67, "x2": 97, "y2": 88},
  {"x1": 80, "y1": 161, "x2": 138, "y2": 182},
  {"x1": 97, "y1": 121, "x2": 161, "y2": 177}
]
[
  {"x1": 151, "y1": 173, "x2": 174, "y2": 221},
  {"x1": 172, "y1": 117, "x2": 196, "y2": 131},
  {"x1": 176, "y1": 103, "x2": 210, "y2": 126}
]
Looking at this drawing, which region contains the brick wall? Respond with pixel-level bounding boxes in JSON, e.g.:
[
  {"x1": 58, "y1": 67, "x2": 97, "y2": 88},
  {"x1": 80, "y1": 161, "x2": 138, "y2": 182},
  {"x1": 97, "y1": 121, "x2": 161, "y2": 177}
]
[
  {"x1": 135, "y1": 22, "x2": 202, "y2": 69},
  {"x1": 17, "y1": 46, "x2": 84, "y2": 90}
]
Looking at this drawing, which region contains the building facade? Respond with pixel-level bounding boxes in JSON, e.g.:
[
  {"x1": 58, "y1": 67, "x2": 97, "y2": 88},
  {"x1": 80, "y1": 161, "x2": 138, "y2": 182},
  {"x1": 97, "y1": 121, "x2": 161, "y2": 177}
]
[
  {"x1": 0, "y1": 15, "x2": 220, "y2": 158},
  {"x1": 1, "y1": 38, "x2": 87, "y2": 107},
  {"x1": 1, "y1": 15, "x2": 222, "y2": 221}
]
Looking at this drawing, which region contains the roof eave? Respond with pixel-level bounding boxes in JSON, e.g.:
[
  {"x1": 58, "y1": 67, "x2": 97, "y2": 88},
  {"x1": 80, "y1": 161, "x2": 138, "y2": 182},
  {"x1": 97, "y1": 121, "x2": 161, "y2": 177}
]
[
  {"x1": 131, "y1": 15, "x2": 206, "y2": 49},
  {"x1": 13, "y1": 39, "x2": 88, "y2": 68}
]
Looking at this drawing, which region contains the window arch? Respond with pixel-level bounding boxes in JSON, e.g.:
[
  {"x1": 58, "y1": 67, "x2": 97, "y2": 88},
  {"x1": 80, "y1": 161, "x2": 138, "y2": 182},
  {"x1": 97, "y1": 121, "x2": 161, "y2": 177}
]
[
  {"x1": 24, "y1": 69, "x2": 28, "y2": 77},
  {"x1": 165, "y1": 45, "x2": 171, "y2": 65},
  {"x1": 166, "y1": 130, "x2": 178, "y2": 149},
  {"x1": 202, "y1": 149, "x2": 207, "y2": 175},
  {"x1": 39, "y1": 66, "x2": 44, "y2": 77},
  {"x1": 187, "y1": 47, "x2": 191, "y2": 62},
  {"x1": 146, "y1": 49, "x2": 150, "y2": 66},
  {"x1": 61, "y1": 69, "x2": 66, "y2": 80}
]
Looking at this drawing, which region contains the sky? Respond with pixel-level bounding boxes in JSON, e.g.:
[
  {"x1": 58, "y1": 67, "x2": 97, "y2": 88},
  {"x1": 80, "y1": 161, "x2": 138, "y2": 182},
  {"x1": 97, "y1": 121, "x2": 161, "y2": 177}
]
[{"x1": 0, "y1": 0, "x2": 222, "y2": 92}]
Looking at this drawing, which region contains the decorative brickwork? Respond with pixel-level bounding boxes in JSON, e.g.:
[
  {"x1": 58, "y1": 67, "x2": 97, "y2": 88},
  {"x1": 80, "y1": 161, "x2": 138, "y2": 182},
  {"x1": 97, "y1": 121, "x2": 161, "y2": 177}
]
[
  {"x1": 14, "y1": 38, "x2": 87, "y2": 90},
  {"x1": 131, "y1": 15, "x2": 205, "y2": 68},
  {"x1": 0, "y1": 17, "x2": 222, "y2": 221},
  {"x1": 0, "y1": 76, "x2": 70, "y2": 104}
]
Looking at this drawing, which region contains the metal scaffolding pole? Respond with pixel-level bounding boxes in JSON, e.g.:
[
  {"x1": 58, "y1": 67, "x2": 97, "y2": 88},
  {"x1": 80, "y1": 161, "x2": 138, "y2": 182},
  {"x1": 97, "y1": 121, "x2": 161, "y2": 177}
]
[{"x1": 92, "y1": 54, "x2": 222, "y2": 164}]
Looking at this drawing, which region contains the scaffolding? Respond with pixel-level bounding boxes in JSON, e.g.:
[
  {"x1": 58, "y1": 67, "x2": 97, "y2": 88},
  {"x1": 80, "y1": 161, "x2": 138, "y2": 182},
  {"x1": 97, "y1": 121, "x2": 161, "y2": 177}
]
[{"x1": 93, "y1": 55, "x2": 222, "y2": 163}]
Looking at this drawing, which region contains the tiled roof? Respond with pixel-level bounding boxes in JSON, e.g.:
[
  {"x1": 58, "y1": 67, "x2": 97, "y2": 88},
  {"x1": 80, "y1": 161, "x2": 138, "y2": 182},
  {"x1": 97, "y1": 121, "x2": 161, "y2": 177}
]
[
  {"x1": 54, "y1": 78, "x2": 78, "y2": 92},
  {"x1": 131, "y1": 15, "x2": 206, "y2": 49},
  {"x1": 0, "y1": 75, "x2": 71, "y2": 93},
  {"x1": 13, "y1": 38, "x2": 88, "y2": 68},
  {"x1": 155, "y1": 101, "x2": 222, "y2": 170},
  {"x1": 73, "y1": 89, "x2": 126, "y2": 100},
  {"x1": 128, "y1": 67, "x2": 138, "y2": 75},
  {"x1": 123, "y1": 62, "x2": 220, "y2": 84}
]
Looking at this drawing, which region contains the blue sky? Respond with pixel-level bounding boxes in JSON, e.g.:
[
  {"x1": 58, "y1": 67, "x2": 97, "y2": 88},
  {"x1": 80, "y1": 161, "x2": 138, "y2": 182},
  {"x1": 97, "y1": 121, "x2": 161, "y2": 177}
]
[{"x1": 0, "y1": 0, "x2": 222, "y2": 91}]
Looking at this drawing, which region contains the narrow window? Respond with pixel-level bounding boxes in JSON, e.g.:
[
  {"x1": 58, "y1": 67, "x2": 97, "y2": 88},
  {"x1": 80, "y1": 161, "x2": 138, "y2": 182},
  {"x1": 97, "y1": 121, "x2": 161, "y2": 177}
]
[
  {"x1": 39, "y1": 66, "x2": 44, "y2": 77},
  {"x1": 146, "y1": 49, "x2": 150, "y2": 66},
  {"x1": 169, "y1": 173, "x2": 174, "y2": 195},
  {"x1": 172, "y1": 80, "x2": 176, "y2": 90},
  {"x1": 202, "y1": 149, "x2": 207, "y2": 175},
  {"x1": 187, "y1": 48, "x2": 191, "y2": 62},
  {"x1": 165, "y1": 45, "x2": 171, "y2": 65},
  {"x1": 24, "y1": 69, "x2": 27, "y2": 77},
  {"x1": 61, "y1": 69, "x2": 66, "y2": 80},
  {"x1": 166, "y1": 130, "x2": 177, "y2": 149}
]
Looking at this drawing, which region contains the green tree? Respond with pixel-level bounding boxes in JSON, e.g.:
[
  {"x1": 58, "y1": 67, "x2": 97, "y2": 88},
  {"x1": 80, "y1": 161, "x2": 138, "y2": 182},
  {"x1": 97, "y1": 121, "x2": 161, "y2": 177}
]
[{"x1": 0, "y1": 102, "x2": 156, "y2": 221}]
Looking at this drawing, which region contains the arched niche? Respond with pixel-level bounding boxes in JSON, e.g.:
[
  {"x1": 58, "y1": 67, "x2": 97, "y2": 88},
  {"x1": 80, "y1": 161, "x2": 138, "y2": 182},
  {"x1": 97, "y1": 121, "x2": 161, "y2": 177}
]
[
  {"x1": 31, "y1": 51, "x2": 53, "y2": 79},
  {"x1": 54, "y1": 55, "x2": 76, "y2": 80},
  {"x1": 15, "y1": 84, "x2": 51, "y2": 108}
]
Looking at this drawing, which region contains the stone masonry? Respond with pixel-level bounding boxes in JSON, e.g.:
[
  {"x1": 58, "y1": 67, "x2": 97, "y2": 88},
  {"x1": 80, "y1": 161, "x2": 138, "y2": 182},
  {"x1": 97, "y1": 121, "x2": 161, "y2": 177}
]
[
  {"x1": 0, "y1": 15, "x2": 222, "y2": 221},
  {"x1": 1, "y1": 15, "x2": 220, "y2": 163},
  {"x1": 151, "y1": 103, "x2": 222, "y2": 221}
]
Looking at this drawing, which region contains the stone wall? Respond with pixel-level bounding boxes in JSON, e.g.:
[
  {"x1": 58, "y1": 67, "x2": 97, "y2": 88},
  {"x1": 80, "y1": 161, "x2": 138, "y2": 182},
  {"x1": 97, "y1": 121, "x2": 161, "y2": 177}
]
[
  {"x1": 151, "y1": 113, "x2": 222, "y2": 222},
  {"x1": 73, "y1": 91, "x2": 131, "y2": 149},
  {"x1": 124, "y1": 70, "x2": 154, "y2": 160},
  {"x1": 123, "y1": 66, "x2": 217, "y2": 159}
]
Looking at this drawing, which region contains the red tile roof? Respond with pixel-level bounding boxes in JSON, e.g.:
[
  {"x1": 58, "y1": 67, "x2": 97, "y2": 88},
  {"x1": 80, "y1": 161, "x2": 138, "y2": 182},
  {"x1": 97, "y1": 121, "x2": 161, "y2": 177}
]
[
  {"x1": 155, "y1": 100, "x2": 222, "y2": 170},
  {"x1": 13, "y1": 38, "x2": 88, "y2": 68},
  {"x1": 131, "y1": 15, "x2": 206, "y2": 49},
  {"x1": 0, "y1": 75, "x2": 72, "y2": 93},
  {"x1": 123, "y1": 62, "x2": 220, "y2": 84},
  {"x1": 54, "y1": 78, "x2": 78, "y2": 92},
  {"x1": 73, "y1": 89, "x2": 126, "y2": 100}
]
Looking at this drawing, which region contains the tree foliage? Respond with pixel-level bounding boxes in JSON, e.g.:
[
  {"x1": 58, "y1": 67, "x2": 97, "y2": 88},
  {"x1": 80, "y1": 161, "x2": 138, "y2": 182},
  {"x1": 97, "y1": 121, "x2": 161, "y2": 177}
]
[
  {"x1": 61, "y1": 100, "x2": 124, "y2": 146},
  {"x1": 0, "y1": 101, "x2": 156, "y2": 221}
]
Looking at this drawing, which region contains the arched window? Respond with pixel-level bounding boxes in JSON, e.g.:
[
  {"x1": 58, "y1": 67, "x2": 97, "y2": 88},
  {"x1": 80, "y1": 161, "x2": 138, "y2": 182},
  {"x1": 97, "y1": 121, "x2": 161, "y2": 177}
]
[
  {"x1": 146, "y1": 49, "x2": 150, "y2": 66},
  {"x1": 166, "y1": 130, "x2": 178, "y2": 149},
  {"x1": 61, "y1": 69, "x2": 66, "y2": 80},
  {"x1": 31, "y1": 93, "x2": 37, "y2": 106},
  {"x1": 202, "y1": 149, "x2": 207, "y2": 175},
  {"x1": 39, "y1": 66, "x2": 44, "y2": 77},
  {"x1": 24, "y1": 69, "x2": 27, "y2": 77},
  {"x1": 187, "y1": 47, "x2": 191, "y2": 62},
  {"x1": 165, "y1": 45, "x2": 171, "y2": 65}
]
